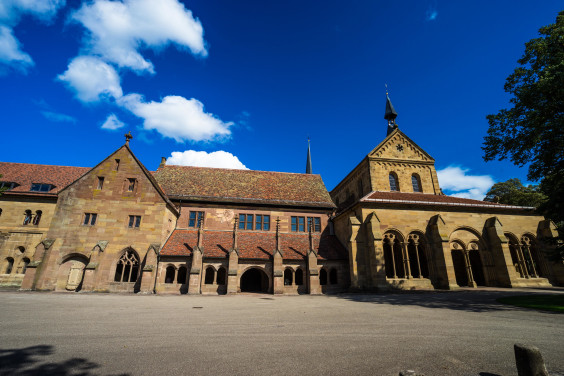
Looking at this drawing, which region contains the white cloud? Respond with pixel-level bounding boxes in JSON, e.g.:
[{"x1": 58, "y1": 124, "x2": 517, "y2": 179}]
[
  {"x1": 0, "y1": 0, "x2": 65, "y2": 70},
  {"x1": 70, "y1": 0, "x2": 207, "y2": 73},
  {"x1": 101, "y1": 113, "x2": 125, "y2": 130},
  {"x1": 57, "y1": 56, "x2": 123, "y2": 102},
  {"x1": 41, "y1": 110, "x2": 76, "y2": 123},
  {"x1": 167, "y1": 150, "x2": 248, "y2": 170},
  {"x1": 437, "y1": 166, "x2": 495, "y2": 200},
  {"x1": 0, "y1": 25, "x2": 32, "y2": 67},
  {"x1": 118, "y1": 94, "x2": 232, "y2": 142}
]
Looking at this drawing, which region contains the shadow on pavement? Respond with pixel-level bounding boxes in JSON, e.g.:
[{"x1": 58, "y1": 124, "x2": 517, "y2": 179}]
[
  {"x1": 0, "y1": 345, "x2": 129, "y2": 376},
  {"x1": 335, "y1": 290, "x2": 563, "y2": 313}
]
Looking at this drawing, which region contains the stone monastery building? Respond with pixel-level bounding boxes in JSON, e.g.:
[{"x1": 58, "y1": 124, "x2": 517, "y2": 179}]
[{"x1": 1, "y1": 96, "x2": 562, "y2": 294}]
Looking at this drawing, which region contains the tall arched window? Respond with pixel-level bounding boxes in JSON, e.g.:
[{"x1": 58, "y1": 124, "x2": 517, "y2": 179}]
[
  {"x1": 295, "y1": 268, "x2": 304, "y2": 285},
  {"x1": 21, "y1": 258, "x2": 30, "y2": 274},
  {"x1": 177, "y1": 266, "x2": 187, "y2": 284},
  {"x1": 114, "y1": 249, "x2": 139, "y2": 283},
  {"x1": 204, "y1": 267, "x2": 215, "y2": 284},
  {"x1": 32, "y1": 210, "x2": 42, "y2": 225},
  {"x1": 5, "y1": 258, "x2": 14, "y2": 274},
  {"x1": 165, "y1": 266, "x2": 176, "y2": 284},
  {"x1": 217, "y1": 267, "x2": 226, "y2": 285},
  {"x1": 284, "y1": 268, "x2": 293, "y2": 286},
  {"x1": 329, "y1": 268, "x2": 338, "y2": 284},
  {"x1": 389, "y1": 173, "x2": 399, "y2": 191},
  {"x1": 411, "y1": 174, "x2": 422, "y2": 193},
  {"x1": 23, "y1": 210, "x2": 32, "y2": 225},
  {"x1": 319, "y1": 268, "x2": 327, "y2": 285}
]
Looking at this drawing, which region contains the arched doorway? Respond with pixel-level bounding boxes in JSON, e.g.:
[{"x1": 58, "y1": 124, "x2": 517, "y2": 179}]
[
  {"x1": 468, "y1": 244, "x2": 485, "y2": 286},
  {"x1": 58, "y1": 255, "x2": 88, "y2": 292},
  {"x1": 451, "y1": 246, "x2": 469, "y2": 287},
  {"x1": 240, "y1": 268, "x2": 269, "y2": 293}
]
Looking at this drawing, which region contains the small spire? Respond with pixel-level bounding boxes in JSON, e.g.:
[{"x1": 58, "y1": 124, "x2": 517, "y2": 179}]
[
  {"x1": 305, "y1": 137, "x2": 312, "y2": 174},
  {"x1": 124, "y1": 131, "x2": 133, "y2": 145},
  {"x1": 384, "y1": 85, "x2": 399, "y2": 136}
]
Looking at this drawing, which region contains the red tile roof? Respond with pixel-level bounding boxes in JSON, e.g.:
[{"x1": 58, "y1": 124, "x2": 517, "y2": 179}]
[
  {"x1": 160, "y1": 229, "x2": 347, "y2": 261},
  {"x1": 361, "y1": 191, "x2": 535, "y2": 210},
  {"x1": 0, "y1": 162, "x2": 89, "y2": 195},
  {"x1": 152, "y1": 165, "x2": 335, "y2": 209}
]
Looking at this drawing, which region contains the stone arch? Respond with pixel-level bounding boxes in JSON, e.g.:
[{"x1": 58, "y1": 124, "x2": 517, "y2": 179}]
[
  {"x1": 113, "y1": 248, "x2": 140, "y2": 283},
  {"x1": 204, "y1": 266, "x2": 215, "y2": 285},
  {"x1": 177, "y1": 265, "x2": 188, "y2": 284},
  {"x1": 240, "y1": 267, "x2": 269, "y2": 293},
  {"x1": 520, "y1": 234, "x2": 545, "y2": 278},
  {"x1": 18, "y1": 257, "x2": 30, "y2": 274},
  {"x1": 165, "y1": 265, "x2": 176, "y2": 284},
  {"x1": 4, "y1": 257, "x2": 14, "y2": 274},
  {"x1": 57, "y1": 253, "x2": 89, "y2": 292},
  {"x1": 505, "y1": 232, "x2": 526, "y2": 278},
  {"x1": 319, "y1": 268, "x2": 328, "y2": 285},
  {"x1": 295, "y1": 268, "x2": 304, "y2": 285},
  {"x1": 284, "y1": 268, "x2": 293, "y2": 286},
  {"x1": 383, "y1": 230, "x2": 406, "y2": 278},
  {"x1": 449, "y1": 228, "x2": 488, "y2": 287},
  {"x1": 216, "y1": 266, "x2": 226, "y2": 285},
  {"x1": 407, "y1": 231, "x2": 430, "y2": 279}
]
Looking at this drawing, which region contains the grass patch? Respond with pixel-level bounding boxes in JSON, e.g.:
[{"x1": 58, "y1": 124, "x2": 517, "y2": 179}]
[{"x1": 497, "y1": 294, "x2": 564, "y2": 313}]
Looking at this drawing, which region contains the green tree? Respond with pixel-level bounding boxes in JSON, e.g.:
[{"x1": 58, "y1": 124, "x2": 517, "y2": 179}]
[
  {"x1": 483, "y1": 11, "x2": 564, "y2": 226},
  {"x1": 484, "y1": 178, "x2": 547, "y2": 208}
]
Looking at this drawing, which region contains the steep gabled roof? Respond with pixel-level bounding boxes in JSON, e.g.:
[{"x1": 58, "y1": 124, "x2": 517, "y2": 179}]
[
  {"x1": 0, "y1": 162, "x2": 89, "y2": 196},
  {"x1": 368, "y1": 128, "x2": 434, "y2": 162},
  {"x1": 153, "y1": 165, "x2": 335, "y2": 209}
]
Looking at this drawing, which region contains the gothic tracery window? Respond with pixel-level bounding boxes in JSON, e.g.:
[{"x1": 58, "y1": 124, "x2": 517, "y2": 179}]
[{"x1": 114, "y1": 249, "x2": 139, "y2": 283}]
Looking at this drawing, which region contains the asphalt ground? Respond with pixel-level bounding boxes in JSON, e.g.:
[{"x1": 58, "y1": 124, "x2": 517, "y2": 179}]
[{"x1": 0, "y1": 288, "x2": 563, "y2": 376}]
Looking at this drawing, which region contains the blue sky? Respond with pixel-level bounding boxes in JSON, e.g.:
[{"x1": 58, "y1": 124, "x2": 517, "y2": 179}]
[{"x1": 1, "y1": 0, "x2": 562, "y2": 199}]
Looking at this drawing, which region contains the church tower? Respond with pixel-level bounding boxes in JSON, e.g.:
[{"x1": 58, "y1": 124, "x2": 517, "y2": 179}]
[{"x1": 330, "y1": 93, "x2": 442, "y2": 208}]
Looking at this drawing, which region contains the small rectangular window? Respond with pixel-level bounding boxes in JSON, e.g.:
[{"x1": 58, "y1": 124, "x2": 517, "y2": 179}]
[
  {"x1": 128, "y1": 215, "x2": 141, "y2": 228},
  {"x1": 115, "y1": 159, "x2": 120, "y2": 171},
  {"x1": 127, "y1": 178, "x2": 136, "y2": 192},
  {"x1": 97, "y1": 177, "x2": 104, "y2": 190},
  {"x1": 188, "y1": 211, "x2": 204, "y2": 227},
  {"x1": 307, "y1": 217, "x2": 321, "y2": 232},
  {"x1": 83, "y1": 213, "x2": 97, "y2": 226},
  {"x1": 255, "y1": 215, "x2": 270, "y2": 231},
  {"x1": 291, "y1": 216, "x2": 306, "y2": 232}
]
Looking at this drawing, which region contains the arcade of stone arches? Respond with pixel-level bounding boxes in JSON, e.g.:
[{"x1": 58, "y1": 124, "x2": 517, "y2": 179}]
[{"x1": 380, "y1": 227, "x2": 547, "y2": 288}]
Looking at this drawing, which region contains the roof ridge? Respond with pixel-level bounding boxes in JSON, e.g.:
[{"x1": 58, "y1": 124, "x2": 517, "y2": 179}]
[
  {"x1": 159, "y1": 164, "x2": 322, "y2": 177},
  {"x1": 0, "y1": 162, "x2": 89, "y2": 169}
]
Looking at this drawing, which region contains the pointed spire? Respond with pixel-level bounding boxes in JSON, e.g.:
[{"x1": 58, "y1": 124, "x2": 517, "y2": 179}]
[
  {"x1": 306, "y1": 137, "x2": 312, "y2": 174},
  {"x1": 384, "y1": 86, "x2": 398, "y2": 136}
]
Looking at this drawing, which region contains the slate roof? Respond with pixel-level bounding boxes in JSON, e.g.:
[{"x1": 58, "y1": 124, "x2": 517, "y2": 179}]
[
  {"x1": 0, "y1": 162, "x2": 89, "y2": 196},
  {"x1": 361, "y1": 191, "x2": 535, "y2": 210},
  {"x1": 160, "y1": 229, "x2": 348, "y2": 260},
  {"x1": 152, "y1": 165, "x2": 335, "y2": 209}
]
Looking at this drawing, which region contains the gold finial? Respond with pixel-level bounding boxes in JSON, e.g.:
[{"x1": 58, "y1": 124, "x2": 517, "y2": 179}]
[
  {"x1": 124, "y1": 131, "x2": 133, "y2": 145},
  {"x1": 385, "y1": 83, "x2": 389, "y2": 96}
]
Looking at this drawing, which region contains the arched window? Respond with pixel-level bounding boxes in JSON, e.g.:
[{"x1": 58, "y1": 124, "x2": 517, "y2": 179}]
[
  {"x1": 389, "y1": 173, "x2": 399, "y2": 191},
  {"x1": 114, "y1": 249, "x2": 139, "y2": 283},
  {"x1": 295, "y1": 268, "x2": 304, "y2": 285},
  {"x1": 165, "y1": 266, "x2": 175, "y2": 284},
  {"x1": 32, "y1": 210, "x2": 42, "y2": 225},
  {"x1": 177, "y1": 266, "x2": 187, "y2": 284},
  {"x1": 23, "y1": 210, "x2": 32, "y2": 225},
  {"x1": 204, "y1": 267, "x2": 215, "y2": 284},
  {"x1": 284, "y1": 268, "x2": 293, "y2": 286},
  {"x1": 5, "y1": 258, "x2": 14, "y2": 274},
  {"x1": 319, "y1": 268, "x2": 327, "y2": 285},
  {"x1": 329, "y1": 268, "x2": 338, "y2": 284},
  {"x1": 217, "y1": 267, "x2": 226, "y2": 285},
  {"x1": 411, "y1": 174, "x2": 422, "y2": 193},
  {"x1": 16, "y1": 246, "x2": 25, "y2": 255},
  {"x1": 21, "y1": 258, "x2": 30, "y2": 274}
]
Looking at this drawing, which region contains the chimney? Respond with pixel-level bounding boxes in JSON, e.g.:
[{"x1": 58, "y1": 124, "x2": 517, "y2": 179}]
[{"x1": 159, "y1": 157, "x2": 167, "y2": 169}]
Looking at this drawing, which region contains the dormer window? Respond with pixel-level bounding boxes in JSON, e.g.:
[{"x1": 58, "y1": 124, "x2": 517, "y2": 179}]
[
  {"x1": 30, "y1": 183, "x2": 54, "y2": 192},
  {"x1": 0, "y1": 182, "x2": 18, "y2": 191}
]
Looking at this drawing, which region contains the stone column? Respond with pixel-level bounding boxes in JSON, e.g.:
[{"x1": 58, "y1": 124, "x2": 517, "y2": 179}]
[
  {"x1": 364, "y1": 212, "x2": 386, "y2": 289},
  {"x1": 138, "y1": 244, "x2": 158, "y2": 294},
  {"x1": 307, "y1": 250, "x2": 321, "y2": 295},
  {"x1": 463, "y1": 250, "x2": 476, "y2": 288},
  {"x1": 414, "y1": 242, "x2": 422, "y2": 278},
  {"x1": 347, "y1": 215, "x2": 362, "y2": 290},
  {"x1": 401, "y1": 242, "x2": 411, "y2": 279}
]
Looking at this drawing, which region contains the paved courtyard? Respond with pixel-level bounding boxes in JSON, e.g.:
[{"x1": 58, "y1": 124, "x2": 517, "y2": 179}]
[{"x1": 0, "y1": 289, "x2": 563, "y2": 376}]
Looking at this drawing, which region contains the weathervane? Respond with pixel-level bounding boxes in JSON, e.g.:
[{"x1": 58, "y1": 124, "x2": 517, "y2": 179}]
[{"x1": 124, "y1": 131, "x2": 133, "y2": 145}]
